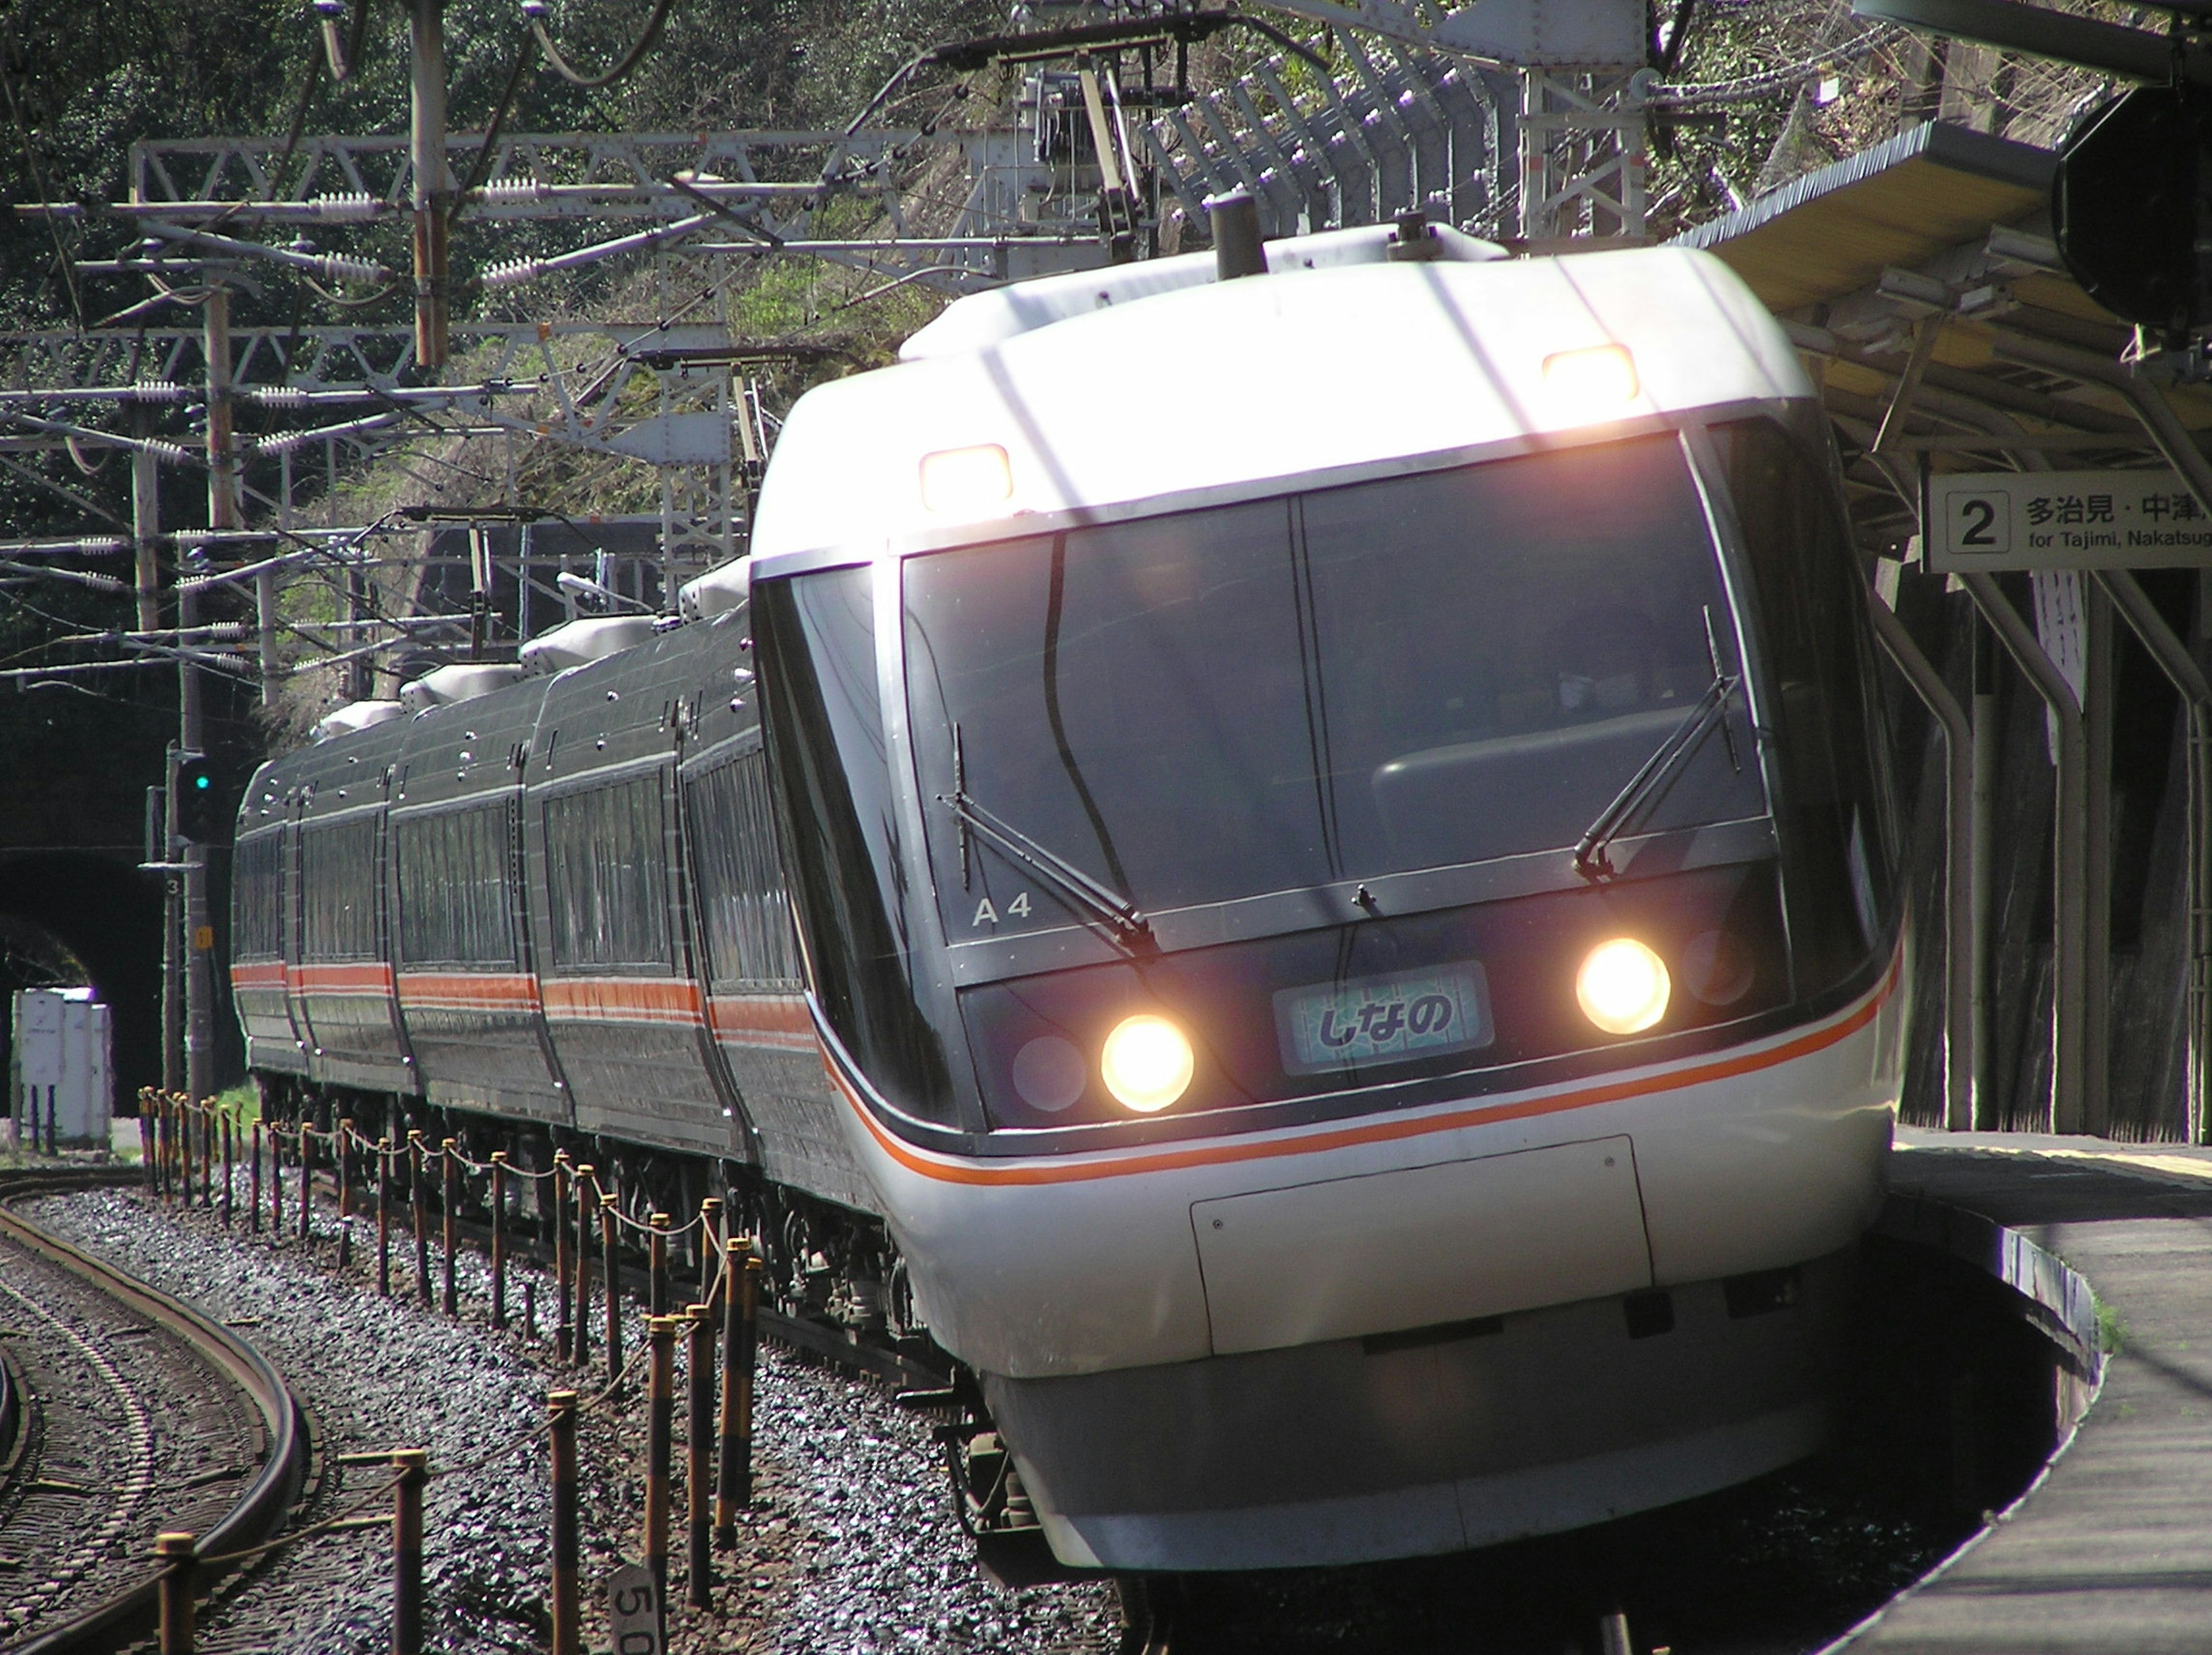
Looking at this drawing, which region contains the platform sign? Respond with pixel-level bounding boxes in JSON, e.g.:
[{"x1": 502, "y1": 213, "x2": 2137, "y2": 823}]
[{"x1": 1927, "y1": 471, "x2": 2212, "y2": 570}]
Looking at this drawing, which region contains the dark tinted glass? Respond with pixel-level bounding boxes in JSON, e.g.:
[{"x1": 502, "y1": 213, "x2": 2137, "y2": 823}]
[
  {"x1": 301, "y1": 817, "x2": 380, "y2": 960},
  {"x1": 543, "y1": 775, "x2": 671, "y2": 968},
  {"x1": 232, "y1": 830, "x2": 284, "y2": 960},
  {"x1": 687, "y1": 747, "x2": 802, "y2": 989},
  {"x1": 1714, "y1": 418, "x2": 1897, "y2": 993},
  {"x1": 395, "y1": 802, "x2": 518, "y2": 966},
  {"x1": 755, "y1": 567, "x2": 956, "y2": 1122},
  {"x1": 903, "y1": 436, "x2": 1762, "y2": 942}
]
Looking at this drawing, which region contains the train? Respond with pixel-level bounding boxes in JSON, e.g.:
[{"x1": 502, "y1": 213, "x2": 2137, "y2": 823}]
[{"x1": 232, "y1": 210, "x2": 1907, "y2": 1576}]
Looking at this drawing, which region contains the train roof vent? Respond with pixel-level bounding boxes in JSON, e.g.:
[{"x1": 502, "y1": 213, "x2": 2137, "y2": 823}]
[
  {"x1": 311, "y1": 699, "x2": 406, "y2": 743},
  {"x1": 677, "y1": 557, "x2": 750, "y2": 622},
  {"x1": 900, "y1": 220, "x2": 1503, "y2": 361},
  {"x1": 399, "y1": 662, "x2": 528, "y2": 712},
  {"x1": 518, "y1": 615, "x2": 657, "y2": 675}
]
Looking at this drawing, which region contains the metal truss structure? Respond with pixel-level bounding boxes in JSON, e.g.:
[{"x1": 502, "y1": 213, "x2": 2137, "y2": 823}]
[
  {"x1": 104, "y1": 127, "x2": 1117, "y2": 294},
  {"x1": 1141, "y1": 0, "x2": 1649, "y2": 245},
  {"x1": 0, "y1": 318, "x2": 769, "y2": 593}
]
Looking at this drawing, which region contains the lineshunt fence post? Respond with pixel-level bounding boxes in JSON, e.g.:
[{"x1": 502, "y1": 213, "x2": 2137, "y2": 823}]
[
  {"x1": 155, "y1": 1531, "x2": 195, "y2": 1654},
  {"x1": 392, "y1": 1447, "x2": 427, "y2": 1655},
  {"x1": 200, "y1": 1102, "x2": 213, "y2": 1207},
  {"x1": 442, "y1": 1139, "x2": 460, "y2": 1317},
  {"x1": 686, "y1": 1302, "x2": 714, "y2": 1609},
  {"x1": 221, "y1": 1107, "x2": 234, "y2": 1226},
  {"x1": 601, "y1": 1192, "x2": 621, "y2": 1383},
  {"x1": 179, "y1": 1097, "x2": 194, "y2": 1207},
  {"x1": 649, "y1": 1211, "x2": 671, "y2": 1318},
  {"x1": 715, "y1": 1236, "x2": 757, "y2": 1543},
  {"x1": 336, "y1": 1118, "x2": 354, "y2": 1268},
  {"x1": 573, "y1": 1165, "x2": 595, "y2": 1370},
  {"x1": 137, "y1": 1095, "x2": 154, "y2": 1193},
  {"x1": 490, "y1": 1151, "x2": 509, "y2": 1330},
  {"x1": 552, "y1": 1152, "x2": 573, "y2": 1364},
  {"x1": 270, "y1": 1119, "x2": 285, "y2": 1237},
  {"x1": 408, "y1": 1129, "x2": 431, "y2": 1306},
  {"x1": 249, "y1": 1119, "x2": 262, "y2": 1233},
  {"x1": 699, "y1": 1196, "x2": 721, "y2": 1308},
  {"x1": 298, "y1": 1117, "x2": 313, "y2": 1242},
  {"x1": 646, "y1": 1315, "x2": 678, "y2": 1601},
  {"x1": 548, "y1": 1390, "x2": 580, "y2": 1655},
  {"x1": 377, "y1": 1135, "x2": 393, "y2": 1296}
]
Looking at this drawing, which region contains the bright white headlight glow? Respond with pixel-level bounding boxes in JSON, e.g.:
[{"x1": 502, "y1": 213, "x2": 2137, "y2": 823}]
[
  {"x1": 919, "y1": 443, "x2": 1013, "y2": 516},
  {"x1": 1576, "y1": 937, "x2": 1671, "y2": 1035},
  {"x1": 1541, "y1": 344, "x2": 1639, "y2": 412},
  {"x1": 1099, "y1": 1014, "x2": 1194, "y2": 1113}
]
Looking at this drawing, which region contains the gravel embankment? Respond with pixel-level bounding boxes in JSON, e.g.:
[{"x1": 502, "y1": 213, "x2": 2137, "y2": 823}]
[{"x1": 24, "y1": 1182, "x2": 1119, "y2": 1654}]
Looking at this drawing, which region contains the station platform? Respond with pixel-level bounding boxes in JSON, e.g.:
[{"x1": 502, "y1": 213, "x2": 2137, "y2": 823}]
[{"x1": 1835, "y1": 1128, "x2": 2212, "y2": 1654}]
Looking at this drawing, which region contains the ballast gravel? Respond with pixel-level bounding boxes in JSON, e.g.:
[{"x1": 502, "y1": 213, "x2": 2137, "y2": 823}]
[{"x1": 23, "y1": 1181, "x2": 1118, "y2": 1655}]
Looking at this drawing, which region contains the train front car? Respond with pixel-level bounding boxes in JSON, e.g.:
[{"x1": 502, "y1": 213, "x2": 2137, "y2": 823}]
[{"x1": 749, "y1": 228, "x2": 1904, "y2": 1573}]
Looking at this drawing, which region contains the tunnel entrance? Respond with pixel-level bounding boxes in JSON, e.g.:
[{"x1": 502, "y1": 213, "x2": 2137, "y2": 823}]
[{"x1": 0, "y1": 849, "x2": 168, "y2": 1111}]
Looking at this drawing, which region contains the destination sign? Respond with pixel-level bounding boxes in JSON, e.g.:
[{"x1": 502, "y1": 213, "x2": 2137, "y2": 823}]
[{"x1": 1927, "y1": 470, "x2": 2212, "y2": 571}]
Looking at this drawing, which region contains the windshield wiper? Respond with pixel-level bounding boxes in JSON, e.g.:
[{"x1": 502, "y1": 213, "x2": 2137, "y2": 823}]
[
  {"x1": 1573, "y1": 672, "x2": 1741, "y2": 882},
  {"x1": 938, "y1": 786, "x2": 1155, "y2": 951}
]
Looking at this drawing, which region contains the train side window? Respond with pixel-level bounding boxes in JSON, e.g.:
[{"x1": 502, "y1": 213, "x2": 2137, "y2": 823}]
[
  {"x1": 685, "y1": 748, "x2": 802, "y2": 990},
  {"x1": 232, "y1": 831, "x2": 283, "y2": 960},
  {"x1": 394, "y1": 801, "x2": 519, "y2": 966},
  {"x1": 543, "y1": 774, "x2": 672, "y2": 968},
  {"x1": 1711, "y1": 418, "x2": 1899, "y2": 993},
  {"x1": 300, "y1": 817, "x2": 382, "y2": 960}
]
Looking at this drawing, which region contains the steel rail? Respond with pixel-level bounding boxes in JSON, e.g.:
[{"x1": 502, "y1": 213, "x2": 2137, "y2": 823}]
[{"x1": 0, "y1": 1167, "x2": 309, "y2": 1654}]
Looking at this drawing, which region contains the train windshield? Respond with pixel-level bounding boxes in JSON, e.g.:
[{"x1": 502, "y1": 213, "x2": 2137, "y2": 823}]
[{"x1": 902, "y1": 433, "x2": 1767, "y2": 942}]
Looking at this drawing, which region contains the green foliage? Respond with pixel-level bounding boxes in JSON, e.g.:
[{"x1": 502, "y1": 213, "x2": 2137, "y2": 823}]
[
  {"x1": 2098, "y1": 1298, "x2": 2127, "y2": 1355},
  {"x1": 211, "y1": 1080, "x2": 261, "y2": 1123}
]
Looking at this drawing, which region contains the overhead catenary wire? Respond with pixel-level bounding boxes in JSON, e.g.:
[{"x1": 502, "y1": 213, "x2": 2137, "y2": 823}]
[
  {"x1": 523, "y1": 0, "x2": 679, "y2": 90},
  {"x1": 449, "y1": 30, "x2": 542, "y2": 229}
]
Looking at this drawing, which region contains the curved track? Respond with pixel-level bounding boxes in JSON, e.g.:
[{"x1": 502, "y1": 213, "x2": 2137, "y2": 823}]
[{"x1": 0, "y1": 1168, "x2": 308, "y2": 1653}]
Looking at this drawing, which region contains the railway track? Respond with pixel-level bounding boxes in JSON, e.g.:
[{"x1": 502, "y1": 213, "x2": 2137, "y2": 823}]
[{"x1": 0, "y1": 1167, "x2": 309, "y2": 1653}]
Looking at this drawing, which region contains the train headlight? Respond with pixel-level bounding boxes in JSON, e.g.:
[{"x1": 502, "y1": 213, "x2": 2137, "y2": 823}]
[
  {"x1": 1541, "y1": 344, "x2": 1639, "y2": 411},
  {"x1": 1100, "y1": 1014, "x2": 1194, "y2": 1113},
  {"x1": 919, "y1": 444, "x2": 1013, "y2": 516},
  {"x1": 1575, "y1": 938, "x2": 1671, "y2": 1035}
]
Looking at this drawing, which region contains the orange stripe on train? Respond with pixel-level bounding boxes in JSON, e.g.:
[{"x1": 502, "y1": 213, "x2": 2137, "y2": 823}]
[{"x1": 824, "y1": 953, "x2": 1902, "y2": 1188}]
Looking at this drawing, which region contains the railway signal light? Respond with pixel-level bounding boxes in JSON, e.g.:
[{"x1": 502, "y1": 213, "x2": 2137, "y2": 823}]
[
  {"x1": 173, "y1": 752, "x2": 227, "y2": 842},
  {"x1": 2054, "y1": 84, "x2": 2212, "y2": 343}
]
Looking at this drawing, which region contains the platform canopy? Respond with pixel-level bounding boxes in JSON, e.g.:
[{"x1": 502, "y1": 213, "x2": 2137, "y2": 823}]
[{"x1": 1671, "y1": 119, "x2": 2212, "y2": 550}]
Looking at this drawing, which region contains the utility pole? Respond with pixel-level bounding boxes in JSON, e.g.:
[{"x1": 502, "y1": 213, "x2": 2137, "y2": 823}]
[
  {"x1": 181, "y1": 286, "x2": 233, "y2": 1105},
  {"x1": 131, "y1": 402, "x2": 160, "y2": 632},
  {"x1": 411, "y1": 0, "x2": 450, "y2": 369}
]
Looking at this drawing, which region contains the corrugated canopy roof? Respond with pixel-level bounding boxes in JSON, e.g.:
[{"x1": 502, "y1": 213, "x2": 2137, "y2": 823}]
[
  {"x1": 1660, "y1": 120, "x2": 2212, "y2": 550},
  {"x1": 1673, "y1": 123, "x2": 2056, "y2": 314}
]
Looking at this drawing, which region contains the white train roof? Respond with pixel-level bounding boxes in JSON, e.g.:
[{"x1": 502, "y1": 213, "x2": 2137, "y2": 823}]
[{"x1": 749, "y1": 241, "x2": 1812, "y2": 569}]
